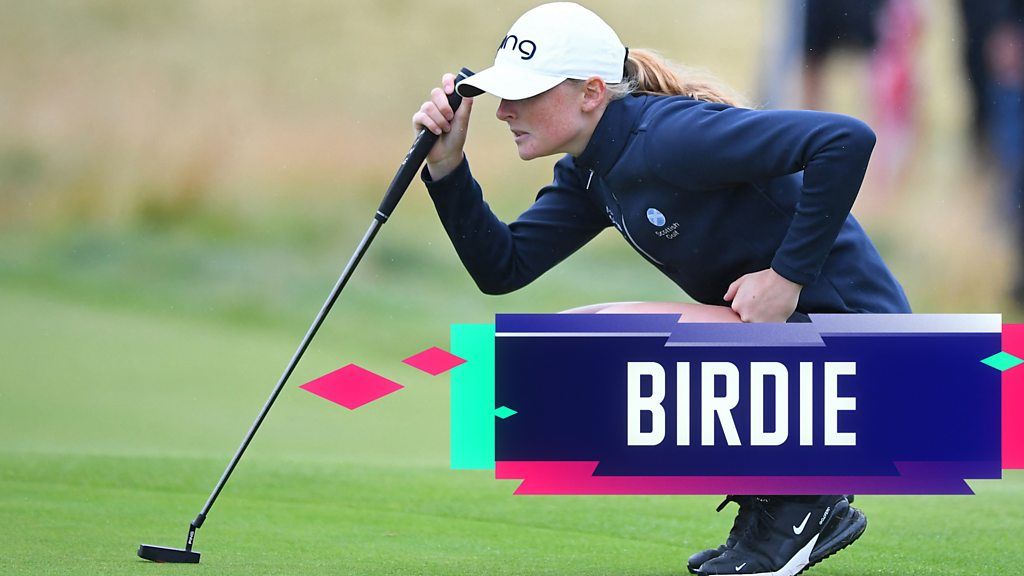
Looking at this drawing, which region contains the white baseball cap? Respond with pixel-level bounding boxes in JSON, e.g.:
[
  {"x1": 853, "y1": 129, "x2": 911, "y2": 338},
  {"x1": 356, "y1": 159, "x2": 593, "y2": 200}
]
[{"x1": 456, "y1": 2, "x2": 627, "y2": 101}]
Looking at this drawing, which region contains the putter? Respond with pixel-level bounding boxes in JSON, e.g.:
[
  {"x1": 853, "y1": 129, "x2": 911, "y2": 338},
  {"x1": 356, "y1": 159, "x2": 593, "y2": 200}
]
[{"x1": 138, "y1": 68, "x2": 474, "y2": 564}]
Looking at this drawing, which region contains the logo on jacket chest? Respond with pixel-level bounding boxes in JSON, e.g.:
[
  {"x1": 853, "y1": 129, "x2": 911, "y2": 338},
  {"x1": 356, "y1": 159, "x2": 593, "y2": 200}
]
[
  {"x1": 605, "y1": 205, "x2": 679, "y2": 240},
  {"x1": 647, "y1": 207, "x2": 680, "y2": 240},
  {"x1": 646, "y1": 208, "x2": 666, "y2": 227}
]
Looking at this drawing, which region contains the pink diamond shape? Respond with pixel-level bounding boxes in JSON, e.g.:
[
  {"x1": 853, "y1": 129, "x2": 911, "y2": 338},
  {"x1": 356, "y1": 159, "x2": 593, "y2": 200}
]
[
  {"x1": 402, "y1": 346, "x2": 467, "y2": 376},
  {"x1": 300, "y1": 364, "x2": 403, "y2": 410}
]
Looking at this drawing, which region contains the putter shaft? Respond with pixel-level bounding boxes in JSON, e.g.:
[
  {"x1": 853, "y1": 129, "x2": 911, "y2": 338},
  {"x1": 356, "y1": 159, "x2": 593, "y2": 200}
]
[{"x1": 158, "y1": 68, "x2": 475, "y2": 559}]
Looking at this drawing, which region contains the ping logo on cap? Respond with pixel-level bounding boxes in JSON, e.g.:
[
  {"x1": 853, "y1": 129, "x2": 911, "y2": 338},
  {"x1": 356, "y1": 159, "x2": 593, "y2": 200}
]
[
  {"x1": 457, "y1": 3, "x2": 625, "y2": 100},
  {"x1": 499, "y1": 34, "x2": 537, "y2": 60}
]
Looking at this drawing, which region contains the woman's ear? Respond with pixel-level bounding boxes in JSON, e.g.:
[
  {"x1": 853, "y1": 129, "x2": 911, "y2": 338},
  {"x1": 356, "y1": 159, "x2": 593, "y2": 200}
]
[{"x1": 580, "y1": 77, "x2": 607, "y2": 112}]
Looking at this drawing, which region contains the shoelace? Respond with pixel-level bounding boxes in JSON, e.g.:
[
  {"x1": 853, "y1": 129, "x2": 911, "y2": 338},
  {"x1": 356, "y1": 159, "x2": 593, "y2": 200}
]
[
  {"x1": 715, "y1": 495, "x2": 766, "y2": 541},
  {"x1": 742, "y1": 497, "x2": 780, "y2": 542}
]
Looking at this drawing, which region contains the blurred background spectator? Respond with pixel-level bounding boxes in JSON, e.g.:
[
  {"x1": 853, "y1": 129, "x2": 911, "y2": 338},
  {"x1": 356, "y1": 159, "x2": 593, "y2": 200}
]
[
  {"x1": 802, "y1": 0, "x2": 923, "y2": 198},
  {"x1": 959, "y1": 1, "x2": 1024, "y2": 303}
]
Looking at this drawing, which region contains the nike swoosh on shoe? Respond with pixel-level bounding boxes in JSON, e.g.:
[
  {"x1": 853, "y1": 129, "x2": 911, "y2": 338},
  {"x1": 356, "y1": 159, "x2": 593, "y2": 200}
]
[{"x1": 793, "y1": 512, "x2": 811, "y2": 535}]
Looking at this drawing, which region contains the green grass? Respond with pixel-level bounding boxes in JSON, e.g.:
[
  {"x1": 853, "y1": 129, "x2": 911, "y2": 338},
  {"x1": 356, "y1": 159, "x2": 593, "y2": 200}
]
[
  {"x1": 2, "y1": 451, "x2": 1019, "y2": 576},
  {"x1": 2, "y1": 280, "x2": 1023, "y2": 575}
]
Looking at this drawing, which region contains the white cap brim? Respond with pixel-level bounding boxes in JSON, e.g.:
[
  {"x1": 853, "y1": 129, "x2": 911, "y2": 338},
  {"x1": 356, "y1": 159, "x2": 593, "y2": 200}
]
[{"x1": 456, "y1": 65, "x2": 566, "y2": 100}]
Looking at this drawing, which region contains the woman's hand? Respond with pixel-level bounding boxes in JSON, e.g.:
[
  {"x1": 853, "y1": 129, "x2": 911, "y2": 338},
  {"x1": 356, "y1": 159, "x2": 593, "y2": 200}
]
[
  {"x1": 723, "y1": 268, "x2": 802, "y2": 323},
  {"x1": 412, "y1": 72, "x2": 474, "y2": 180}
]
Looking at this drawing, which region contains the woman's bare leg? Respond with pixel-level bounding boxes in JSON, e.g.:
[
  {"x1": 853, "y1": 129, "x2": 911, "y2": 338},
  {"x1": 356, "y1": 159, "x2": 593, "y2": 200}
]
[{"x1": 561, "y1": 301, "x2": 741, "y2": 322}]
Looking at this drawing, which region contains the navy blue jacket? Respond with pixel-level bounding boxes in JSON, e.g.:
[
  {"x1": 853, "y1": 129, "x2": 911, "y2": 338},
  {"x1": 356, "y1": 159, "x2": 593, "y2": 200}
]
[{"x1": 423, "y1": 93, "x2": 911, "y2": 314}]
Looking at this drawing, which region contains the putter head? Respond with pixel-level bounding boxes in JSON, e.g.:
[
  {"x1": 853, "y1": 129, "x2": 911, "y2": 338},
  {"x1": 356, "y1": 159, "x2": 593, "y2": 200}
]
[{"x1": 137, "y1": 544, "x2": 201, "y2": 563}]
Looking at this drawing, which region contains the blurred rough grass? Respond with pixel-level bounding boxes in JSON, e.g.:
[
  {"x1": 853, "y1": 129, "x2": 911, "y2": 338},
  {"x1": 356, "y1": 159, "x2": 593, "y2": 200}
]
[{"x1": 0, "y1": 0, "x2": 1020, "y2": 322}]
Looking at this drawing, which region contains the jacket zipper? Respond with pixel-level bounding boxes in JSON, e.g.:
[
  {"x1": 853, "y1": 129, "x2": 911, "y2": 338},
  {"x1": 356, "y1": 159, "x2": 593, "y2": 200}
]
[
  {"x1": 603, "y1": 177, "x2": 666, "y2": 267},
  {"x1": 620, "y1": 213, "x2": 666, "y2": 266}
]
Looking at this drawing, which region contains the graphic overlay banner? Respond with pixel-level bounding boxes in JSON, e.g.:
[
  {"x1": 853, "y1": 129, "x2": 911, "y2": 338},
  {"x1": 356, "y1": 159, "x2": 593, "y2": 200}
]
[
  {"x1": 450, "y1": 315, "x2": 1023, "y2": 495},
  {"x1": 1003, "y1": 324, "x2": 1024, "y2": 469}
]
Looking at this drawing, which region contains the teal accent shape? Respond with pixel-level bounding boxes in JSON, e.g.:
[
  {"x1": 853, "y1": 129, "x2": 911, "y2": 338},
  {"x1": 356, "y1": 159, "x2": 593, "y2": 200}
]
[
  {"x1": 495, "y1": 406, "x2": 517, "y2": 419},
  {"x1": 450, "y1": 324, "x2": 496, "y2": 470},
  {"x1": 981, "y1": 351, "x2": 1024, "y2": 372}
]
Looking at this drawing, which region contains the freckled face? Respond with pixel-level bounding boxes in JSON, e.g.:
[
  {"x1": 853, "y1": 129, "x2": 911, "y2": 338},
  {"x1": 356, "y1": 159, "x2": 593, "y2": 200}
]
[{"x1": 495, "y1": 81, "x2": 587, "y2": 160}]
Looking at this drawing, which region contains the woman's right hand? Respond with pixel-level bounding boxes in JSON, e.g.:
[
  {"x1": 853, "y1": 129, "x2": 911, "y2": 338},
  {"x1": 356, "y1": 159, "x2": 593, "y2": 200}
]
[{"x1": 412, "y1": 72, "x2": 474, "y2": 180}]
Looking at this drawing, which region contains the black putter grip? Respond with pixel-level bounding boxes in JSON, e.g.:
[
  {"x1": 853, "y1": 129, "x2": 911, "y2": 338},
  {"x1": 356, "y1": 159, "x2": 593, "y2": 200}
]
[{"x1": 376, "y1": 67, "x2": 474, "y2": 221}]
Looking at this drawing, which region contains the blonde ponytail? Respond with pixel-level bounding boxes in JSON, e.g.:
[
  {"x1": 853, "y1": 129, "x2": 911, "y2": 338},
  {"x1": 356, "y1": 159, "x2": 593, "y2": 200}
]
[{"x1": 608, "y1": 48, "x2": 744, "y2": 107}]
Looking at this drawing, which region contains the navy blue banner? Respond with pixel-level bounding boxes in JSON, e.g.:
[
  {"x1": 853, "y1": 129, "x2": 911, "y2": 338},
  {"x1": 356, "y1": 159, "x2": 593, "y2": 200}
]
[{"x1": 493, "y1": 314, "x2": 1003, "y2": 494}]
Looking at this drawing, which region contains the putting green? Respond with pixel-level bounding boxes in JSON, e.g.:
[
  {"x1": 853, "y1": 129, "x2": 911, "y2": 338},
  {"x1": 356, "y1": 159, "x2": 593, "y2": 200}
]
[
  {"x1": 2, "y1": 452, "x2": 1022, "y2": 575},
  {"x1": 2, "y1": 285, "x2": 1022, "y2": 575}
]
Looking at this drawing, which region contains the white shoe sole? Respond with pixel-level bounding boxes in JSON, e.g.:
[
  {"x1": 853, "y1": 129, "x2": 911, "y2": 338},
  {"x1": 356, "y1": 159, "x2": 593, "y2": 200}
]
[{"x1": 722, "y1": 534, "x2": 819, "y2": 576}]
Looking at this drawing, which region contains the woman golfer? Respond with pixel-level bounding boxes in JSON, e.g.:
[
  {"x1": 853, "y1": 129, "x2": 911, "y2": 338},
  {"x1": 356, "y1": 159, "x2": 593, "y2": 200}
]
[{"x1": 414, "y1": 3, "x2": 911, "y2": 575}]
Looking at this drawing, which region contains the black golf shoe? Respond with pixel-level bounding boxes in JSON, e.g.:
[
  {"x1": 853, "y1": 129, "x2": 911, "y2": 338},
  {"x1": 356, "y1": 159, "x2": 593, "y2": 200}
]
[
  {"x1": 695, "y1": 495, "x2": 864, "y2": 576},
  {"x1": 686, "y1": 495, "x2": 857, "y2": 574},
  {"x1": 686, "y1": 496, "x2": 761, "y2": 573},
  {"x1": 807, "y1": 501, "x2": 866, "y2": 568}
]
